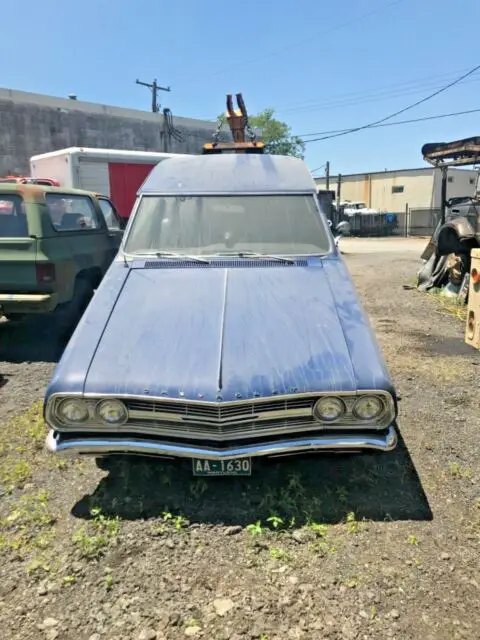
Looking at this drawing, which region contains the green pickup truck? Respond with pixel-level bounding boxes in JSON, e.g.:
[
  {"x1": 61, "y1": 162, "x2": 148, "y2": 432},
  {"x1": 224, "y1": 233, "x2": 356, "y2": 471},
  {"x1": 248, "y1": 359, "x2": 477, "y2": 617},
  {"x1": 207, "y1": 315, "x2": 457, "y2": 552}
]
[{"x1": 0, "y1": 183, "x2": 124, "y2": 325}]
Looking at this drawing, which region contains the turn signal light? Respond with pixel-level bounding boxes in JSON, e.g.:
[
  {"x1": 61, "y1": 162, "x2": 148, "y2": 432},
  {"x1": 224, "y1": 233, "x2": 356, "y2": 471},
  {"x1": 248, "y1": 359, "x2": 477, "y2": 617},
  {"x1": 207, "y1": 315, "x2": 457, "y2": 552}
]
[
  {"x1": 471, "y1": 268, "x2": 480, "y2": 285},
  {"x1": 36, "y1": 262, "x2": 56, "y2": 284}
]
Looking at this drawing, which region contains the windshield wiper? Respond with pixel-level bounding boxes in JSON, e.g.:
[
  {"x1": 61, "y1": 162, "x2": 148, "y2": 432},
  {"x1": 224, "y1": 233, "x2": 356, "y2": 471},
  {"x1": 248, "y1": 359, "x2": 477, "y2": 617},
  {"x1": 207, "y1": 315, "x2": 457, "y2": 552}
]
[
  {"x1": 214, "y1": 251, "x2": 295, "y2": 264},
  {"x1": 134, "y1": 251, "x2": 210, "y2": 264}
]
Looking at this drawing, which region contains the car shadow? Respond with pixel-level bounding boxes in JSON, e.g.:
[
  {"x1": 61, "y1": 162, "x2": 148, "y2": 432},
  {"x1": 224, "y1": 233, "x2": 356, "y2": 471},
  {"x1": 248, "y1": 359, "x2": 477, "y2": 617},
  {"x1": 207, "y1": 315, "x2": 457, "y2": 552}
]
[
  {"x1": 0, "y1": 316, "x2": 67, "y2": 364},
  {"x1": 71, "y1": 431, "x2": 432, "y2": 526}
]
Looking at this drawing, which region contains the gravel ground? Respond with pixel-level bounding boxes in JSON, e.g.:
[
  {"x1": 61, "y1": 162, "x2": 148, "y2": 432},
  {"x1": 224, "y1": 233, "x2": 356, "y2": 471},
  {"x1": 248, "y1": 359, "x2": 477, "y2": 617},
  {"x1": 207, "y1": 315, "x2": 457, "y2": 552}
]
[{"x1": 0, "y1": 244, "x2": 479, "y2": 640}]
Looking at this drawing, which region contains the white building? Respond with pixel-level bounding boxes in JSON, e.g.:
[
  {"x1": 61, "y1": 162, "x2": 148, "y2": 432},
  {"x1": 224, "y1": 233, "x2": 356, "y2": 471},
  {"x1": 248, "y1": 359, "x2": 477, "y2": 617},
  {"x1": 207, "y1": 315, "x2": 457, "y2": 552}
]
[{"x1": 315, "y1": 166, "x2": 479, "y2": 211}]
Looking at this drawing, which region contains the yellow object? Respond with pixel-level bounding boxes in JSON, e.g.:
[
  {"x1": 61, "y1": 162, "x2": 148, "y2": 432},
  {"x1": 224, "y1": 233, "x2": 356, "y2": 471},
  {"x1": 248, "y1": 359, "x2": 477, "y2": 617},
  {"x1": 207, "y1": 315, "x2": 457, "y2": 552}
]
[{"x1": 465, "y1": 248, "x2": 480, "y2": 348}]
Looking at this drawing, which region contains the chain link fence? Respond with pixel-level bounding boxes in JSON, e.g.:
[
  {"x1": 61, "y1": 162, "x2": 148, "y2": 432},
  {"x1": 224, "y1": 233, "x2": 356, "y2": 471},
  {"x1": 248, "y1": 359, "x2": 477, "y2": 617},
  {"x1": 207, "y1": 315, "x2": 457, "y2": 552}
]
[{"x1": 337, "y1": 208, "x2": 442, "y2": 238}]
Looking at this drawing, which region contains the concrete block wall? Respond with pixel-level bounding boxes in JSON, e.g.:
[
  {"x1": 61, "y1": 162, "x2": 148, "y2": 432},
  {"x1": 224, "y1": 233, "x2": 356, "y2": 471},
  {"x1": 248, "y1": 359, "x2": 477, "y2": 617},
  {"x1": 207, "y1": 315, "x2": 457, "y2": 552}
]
[{"x1": 0, "y1": 88, "x2": 228, "y2": 174}]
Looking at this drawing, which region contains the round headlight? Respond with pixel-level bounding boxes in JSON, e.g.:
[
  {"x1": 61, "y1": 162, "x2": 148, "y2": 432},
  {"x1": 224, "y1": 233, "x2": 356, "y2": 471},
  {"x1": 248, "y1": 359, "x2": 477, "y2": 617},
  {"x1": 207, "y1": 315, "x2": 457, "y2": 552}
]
[
  {"x1": 353, "y1": 396, "x2": 384, "y2": 421},
  {"x1": 314, "y1": 396, "x2": 345, "y2": 422},
  {"x1": 96, "y1": 399, "x2": 128, "y2": 425},
  {"x1": 57, "y1": 398, "x2": 89, "y2": 424}
]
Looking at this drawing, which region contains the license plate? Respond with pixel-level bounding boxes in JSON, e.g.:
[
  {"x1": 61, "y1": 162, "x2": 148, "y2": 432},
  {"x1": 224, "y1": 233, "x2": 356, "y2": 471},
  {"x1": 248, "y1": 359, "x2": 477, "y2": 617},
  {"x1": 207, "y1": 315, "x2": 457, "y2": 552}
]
[{"x1": 192, "y1": 458, "x2": 252, "y2": 476}]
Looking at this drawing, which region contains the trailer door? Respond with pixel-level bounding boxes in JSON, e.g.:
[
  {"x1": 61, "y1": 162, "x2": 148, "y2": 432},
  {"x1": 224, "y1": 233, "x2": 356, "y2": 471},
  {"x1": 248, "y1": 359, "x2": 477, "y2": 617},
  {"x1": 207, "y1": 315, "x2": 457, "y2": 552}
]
[{"x1": 108, "y1": 162, "x2": 156, "y2": 218}]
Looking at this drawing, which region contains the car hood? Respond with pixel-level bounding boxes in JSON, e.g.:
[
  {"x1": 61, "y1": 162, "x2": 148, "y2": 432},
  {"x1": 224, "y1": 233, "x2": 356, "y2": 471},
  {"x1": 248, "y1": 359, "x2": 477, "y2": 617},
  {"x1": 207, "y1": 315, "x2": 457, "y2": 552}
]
[{"x1": 82, "y1": 261, "x2": 364, "y2": 401}]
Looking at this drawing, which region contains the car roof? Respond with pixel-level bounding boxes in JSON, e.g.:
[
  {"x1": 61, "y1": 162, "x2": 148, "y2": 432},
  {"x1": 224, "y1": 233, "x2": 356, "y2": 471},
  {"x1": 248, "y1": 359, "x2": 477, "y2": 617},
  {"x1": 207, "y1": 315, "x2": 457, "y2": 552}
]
[
  {"x1": 0, "y1": 183, "x2": 101, "y2": 200},
  {"x1": 139, "y1": 153, "x2": 317, "y2": 196}
]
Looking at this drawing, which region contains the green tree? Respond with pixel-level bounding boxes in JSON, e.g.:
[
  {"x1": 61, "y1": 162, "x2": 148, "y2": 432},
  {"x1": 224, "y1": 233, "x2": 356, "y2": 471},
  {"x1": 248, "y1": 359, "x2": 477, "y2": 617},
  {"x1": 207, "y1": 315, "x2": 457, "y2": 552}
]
[{"x1": 218, "y1": 108, "x2": 305, "y2": 158}]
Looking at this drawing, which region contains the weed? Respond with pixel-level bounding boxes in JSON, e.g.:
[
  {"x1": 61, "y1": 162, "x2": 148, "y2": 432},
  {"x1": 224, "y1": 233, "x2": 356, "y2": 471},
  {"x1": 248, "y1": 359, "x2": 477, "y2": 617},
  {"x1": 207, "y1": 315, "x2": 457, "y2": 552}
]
[
  {"x1": 62, "y1": 575, "x2": 76, "y2": 586},
  {"x1": 104, "y1": 574, "x2": 114, "y2": 591},
  {"x1": 26, "y1": 556, "x2": 50, "y2": 578},
  {"x1": 308, "y1": 521, "x2": 329, "y2": 538},
  {"x1": 345, "y1": 512, "x2": 361, "y2": 534},
  {"x1": 269, "y1": 547, "x2": 290, "y2": 561},
  {"x1": 266, "y1": 515, "x2": 284, "y2": 531},
  {"x1": 162, "y1": 511, "x2": 188, "y2": 530},
  {"x1": 72, "y1": 507, "x2": 120, "y2": 559},
  {"x1": 449, "y1": 462, "x2": 472, "y2": 479},
  {"x1": 1, "y1": 459, "x2": 31, "y2": 488},
  {"x1": 408, "y1": 534, "x2": 419, "y2": 546},
  {"x1": 246, "y1": 521, "x2": 264, "y2": 537},
  {"x1": 309, "y1": 538, "x2": 337, "y2": 556}
]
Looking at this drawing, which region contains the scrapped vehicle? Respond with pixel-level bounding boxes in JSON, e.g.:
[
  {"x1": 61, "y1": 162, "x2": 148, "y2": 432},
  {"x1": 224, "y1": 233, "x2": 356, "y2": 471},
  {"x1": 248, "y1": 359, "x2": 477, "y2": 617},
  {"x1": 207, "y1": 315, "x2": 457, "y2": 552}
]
[
  {"x1": 417, "y1": 137, "x2": 480, "y2": 292},
  {"x1": 0, "y1": 184, "x2": 123, "y2": 322},
  {"x1": 44, "y1": 153, "x2": 398, "y2": 475}
]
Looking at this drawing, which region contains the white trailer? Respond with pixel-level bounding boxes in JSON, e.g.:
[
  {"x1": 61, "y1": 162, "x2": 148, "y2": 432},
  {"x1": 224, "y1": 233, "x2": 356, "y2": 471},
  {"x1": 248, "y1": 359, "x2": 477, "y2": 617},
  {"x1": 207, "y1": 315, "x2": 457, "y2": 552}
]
[{"x1": 29, "y1": 147, "x2": 189, "y2": 217}]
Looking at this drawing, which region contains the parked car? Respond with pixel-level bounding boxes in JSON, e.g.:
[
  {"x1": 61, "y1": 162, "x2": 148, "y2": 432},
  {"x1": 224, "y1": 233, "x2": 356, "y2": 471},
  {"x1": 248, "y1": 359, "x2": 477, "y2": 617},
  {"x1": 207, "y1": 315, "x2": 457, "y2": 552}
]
[
  {"x1": 0, "y1": 183, "x2": 123, "y2": 324},
  {"x1": 44, "y1": 154, "x2": 398, "y2": 476}
]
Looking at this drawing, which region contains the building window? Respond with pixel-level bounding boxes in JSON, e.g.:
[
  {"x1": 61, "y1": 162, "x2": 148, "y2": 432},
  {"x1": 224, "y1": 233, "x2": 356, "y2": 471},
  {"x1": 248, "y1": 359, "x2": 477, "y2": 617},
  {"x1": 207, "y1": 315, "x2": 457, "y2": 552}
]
[
  {"x1": 392, "y1": 185, "x2": 404, "y2": 194},
  {"x1": 447, "y1": 176, "x2": 454, "y2": 183}
]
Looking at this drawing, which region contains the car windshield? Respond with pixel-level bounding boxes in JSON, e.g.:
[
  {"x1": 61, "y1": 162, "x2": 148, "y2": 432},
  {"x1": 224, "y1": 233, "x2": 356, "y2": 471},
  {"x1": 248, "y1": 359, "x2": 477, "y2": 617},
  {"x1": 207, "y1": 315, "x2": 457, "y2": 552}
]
[{"x1": 124, "y1": 194, "x2": 331, "y2": 256}]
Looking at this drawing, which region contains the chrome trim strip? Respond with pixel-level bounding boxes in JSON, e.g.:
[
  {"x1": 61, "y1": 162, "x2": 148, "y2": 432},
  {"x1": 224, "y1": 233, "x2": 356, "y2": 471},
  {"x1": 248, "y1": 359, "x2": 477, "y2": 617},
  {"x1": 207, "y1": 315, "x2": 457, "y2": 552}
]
[
  {"x1": 46, "y1": 426, "x2": 397, "y2": 459},
  {"x1": 51, "y1": 419, "x2": 388, "y2": 440},
  {"x1": 46, "y1": 389, "x2": 395, "y2": 407}
]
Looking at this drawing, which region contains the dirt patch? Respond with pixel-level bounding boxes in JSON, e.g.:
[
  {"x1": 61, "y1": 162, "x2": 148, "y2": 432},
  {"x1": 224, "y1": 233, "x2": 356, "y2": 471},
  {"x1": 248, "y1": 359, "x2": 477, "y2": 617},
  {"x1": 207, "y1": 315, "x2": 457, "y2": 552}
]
[{"x1": 0, "y1": 253, "x2": 479, "y2": 640}]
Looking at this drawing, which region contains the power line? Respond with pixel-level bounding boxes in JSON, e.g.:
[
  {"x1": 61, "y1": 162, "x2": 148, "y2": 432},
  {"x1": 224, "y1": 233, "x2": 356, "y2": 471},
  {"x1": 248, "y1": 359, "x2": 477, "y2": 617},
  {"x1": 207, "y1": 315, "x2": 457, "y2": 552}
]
[
  {"x1": 279, "y1": 75, "x2": 480, "y2": 116},
  {"x1": 277, "y1": 67, "x2": 473, "y2": 114},
  {"x1": 302, "y1": 63, "x2": 480, "y2": 143},
  {"x1": 180, "y1": 0, "x2": 408, "y2": 84},
  {"x1": 310, "y1": 164, "x2": 327, "y2": 173},
  {"x1": 298, "y1": 107, "x2": 480, "y2": 140}
]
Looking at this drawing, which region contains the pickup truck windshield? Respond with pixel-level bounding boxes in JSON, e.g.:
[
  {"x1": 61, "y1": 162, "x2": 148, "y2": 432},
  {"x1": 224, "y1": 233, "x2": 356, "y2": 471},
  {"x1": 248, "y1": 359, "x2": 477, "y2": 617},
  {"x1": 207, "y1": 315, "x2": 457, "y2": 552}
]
[{"x1": 124, "y1": 194, "x2": 331, "y2": 256}]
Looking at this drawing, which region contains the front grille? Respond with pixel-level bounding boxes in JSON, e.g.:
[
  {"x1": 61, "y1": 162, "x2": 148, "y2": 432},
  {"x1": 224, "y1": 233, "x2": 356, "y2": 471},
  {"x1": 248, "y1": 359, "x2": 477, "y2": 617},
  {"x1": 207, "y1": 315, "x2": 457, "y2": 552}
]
[
  {"x1": 121, "y1": 396, "x2": 317, "y2": 441},
  {"x1": 125, "y1": 396, "x2": 315, "y2": 421}
]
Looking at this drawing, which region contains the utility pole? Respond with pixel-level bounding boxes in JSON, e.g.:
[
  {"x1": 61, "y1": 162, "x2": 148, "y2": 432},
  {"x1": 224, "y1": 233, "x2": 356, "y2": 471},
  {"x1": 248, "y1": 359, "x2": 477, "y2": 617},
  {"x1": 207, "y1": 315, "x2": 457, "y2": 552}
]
[
  {"x1": 135, "y1": 78, "x2": 171, "y2": 113},
  {"x1": 337, "y1": 173, "x2": 342, "y2": 205},
  {"x1": 325, "y1": 161, "x2": 330, "y2": 191}
]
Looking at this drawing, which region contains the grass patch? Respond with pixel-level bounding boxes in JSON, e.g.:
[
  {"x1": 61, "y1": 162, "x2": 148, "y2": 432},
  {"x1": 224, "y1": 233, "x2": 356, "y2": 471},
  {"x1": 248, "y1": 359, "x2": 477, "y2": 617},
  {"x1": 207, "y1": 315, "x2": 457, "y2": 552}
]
[
  {"x1": 0, "y1": 401, "x2": 48, "y2": 490},
  {"x1": 0, "y1": 490, "x2": 57, "y2": 559},
  {"x1": 72, "y1": 507, "x2": 120, "y2": 559},
  {"x1": 426, "y1": 290, "x2": 467, "y2": 322}
]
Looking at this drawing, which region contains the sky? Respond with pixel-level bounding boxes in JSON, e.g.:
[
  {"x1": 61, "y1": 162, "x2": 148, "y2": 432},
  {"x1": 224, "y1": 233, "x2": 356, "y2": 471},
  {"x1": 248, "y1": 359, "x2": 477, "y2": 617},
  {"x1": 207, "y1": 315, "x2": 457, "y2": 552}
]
[{"x1": 2, "y1": 0, "x2": 480, "y2": 176}]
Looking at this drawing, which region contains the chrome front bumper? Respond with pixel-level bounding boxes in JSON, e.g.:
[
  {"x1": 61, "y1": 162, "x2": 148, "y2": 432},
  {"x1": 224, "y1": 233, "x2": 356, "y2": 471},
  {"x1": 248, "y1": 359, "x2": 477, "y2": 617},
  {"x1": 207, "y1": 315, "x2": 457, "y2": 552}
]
[{"x1": 46, "y1": 426, "x2": 397, "y2": 459}]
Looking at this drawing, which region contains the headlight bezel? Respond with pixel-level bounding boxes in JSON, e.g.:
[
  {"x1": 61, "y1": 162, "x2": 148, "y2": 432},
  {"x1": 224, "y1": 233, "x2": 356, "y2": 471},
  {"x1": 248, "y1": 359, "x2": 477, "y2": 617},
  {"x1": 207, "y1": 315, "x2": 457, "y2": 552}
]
[
  {"x1": 95, "y1": 399, "x2": 128, "y2": 426},
  {"x1": 55, "y1": 397, "x2": 90, "y2": 425},
  {"x1": 352, "y1": 395, "x2": 386, "y2": 421},
  {"x1": 312, "y1": 392, "x2": 393, "y2": 427},
  {"x1": 50, "y1": 396, "x2": 129, "y2": 428}
]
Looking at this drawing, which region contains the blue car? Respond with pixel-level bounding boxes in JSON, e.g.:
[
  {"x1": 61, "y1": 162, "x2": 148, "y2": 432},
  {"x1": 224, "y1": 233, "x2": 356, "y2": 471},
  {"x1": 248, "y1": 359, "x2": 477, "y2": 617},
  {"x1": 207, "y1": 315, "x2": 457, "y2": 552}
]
[{"x1": 44, "y1": 153, "x2": 398, "y2": 476}]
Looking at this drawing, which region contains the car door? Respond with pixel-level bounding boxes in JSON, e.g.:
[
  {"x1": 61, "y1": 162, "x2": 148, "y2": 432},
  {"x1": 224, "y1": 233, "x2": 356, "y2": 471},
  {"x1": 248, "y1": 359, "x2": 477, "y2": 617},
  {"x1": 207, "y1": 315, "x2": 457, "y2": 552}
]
[
  {"x1": 96, "y1": 196, "x2": 124, "y2": 262},
  {"x1": 45, "y1": 191, "x2": 119, "y2": 282}
]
